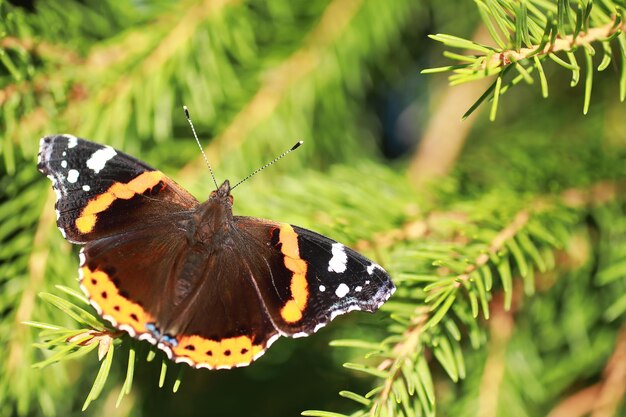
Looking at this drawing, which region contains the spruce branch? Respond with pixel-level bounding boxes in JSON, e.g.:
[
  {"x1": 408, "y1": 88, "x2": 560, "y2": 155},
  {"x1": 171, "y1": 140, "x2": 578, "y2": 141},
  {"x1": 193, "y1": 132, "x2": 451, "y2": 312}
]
[
  {"x1": 423, "y1": 0, "x2": 626, "y2": 118},
  {"x1": 307, "y1": 179, "x2": 626, "y2": 417},
  {"x1": 481, "y1": 18, "x2": 625, "y2": 70}
]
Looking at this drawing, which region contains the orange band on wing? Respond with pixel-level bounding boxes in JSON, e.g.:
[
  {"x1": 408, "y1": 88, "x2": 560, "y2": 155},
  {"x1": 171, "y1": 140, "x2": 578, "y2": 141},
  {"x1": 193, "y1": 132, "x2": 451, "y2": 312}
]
[
  {"x1": 278, "y1": 224, "x2": 309, "y2": 323},
  {"x1": 81, "y1": 265, "x2": 154, "y2": 334},
  {"x1": 173, "y1": 334, "x2": 265, "y2": 368},
  {"x1": 75, "y1": 171, "x2": 164, "y2": 233}
]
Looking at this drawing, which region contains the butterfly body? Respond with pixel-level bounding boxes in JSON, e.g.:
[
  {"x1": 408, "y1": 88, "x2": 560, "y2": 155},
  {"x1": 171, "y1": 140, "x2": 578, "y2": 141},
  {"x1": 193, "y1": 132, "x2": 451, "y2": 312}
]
[{"x1": 38, "y1": 134, "x2": 395, "y2": 369}]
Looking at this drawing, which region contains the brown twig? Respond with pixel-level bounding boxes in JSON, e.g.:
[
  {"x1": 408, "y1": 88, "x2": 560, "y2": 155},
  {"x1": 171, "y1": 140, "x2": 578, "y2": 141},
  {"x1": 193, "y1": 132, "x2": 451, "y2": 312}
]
[
  {"x1": 375, "y1": 307, "x2": 429, "y2": 411},
  {"x1": 485, "y1": 18, "x2": 626, "y2": 69},
  {"x1": 477, "y1": 296, "x2": 515, "y2": 417},
  {"x1": 547, "y1": 324, "x2": 626, "y2": 417},
  {"x1": 408, "y1": 25, "x2": 494, "y2": 186}
]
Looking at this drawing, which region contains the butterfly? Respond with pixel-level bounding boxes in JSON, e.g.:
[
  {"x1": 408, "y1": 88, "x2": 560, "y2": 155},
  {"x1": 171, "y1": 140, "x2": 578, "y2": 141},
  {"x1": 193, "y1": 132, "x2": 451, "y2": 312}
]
[{"x1": 37, "y1": 129, "x2": 395, "y2": 370}]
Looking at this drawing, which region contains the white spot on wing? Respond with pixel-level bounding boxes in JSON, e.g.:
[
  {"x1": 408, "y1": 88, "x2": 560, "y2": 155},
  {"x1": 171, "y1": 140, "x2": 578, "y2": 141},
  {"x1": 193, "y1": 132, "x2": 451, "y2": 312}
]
[
  {"x1": 335, "y1": 283, "x2": 350, "y2": 298},
  {"x1": 119, "y1": 324, "x2": 136, "y2": 336},
  {"x1": 138, "y1": 333, "x2": 157, "y2": 344},
  {"x1": 313, "y1": 322, "x2": 327, "y2": 333},
  {"x1": 66, "y1": 135, "x2": 78, "y2": 148},
  {"x1": 90, "y1": 300, "x2": 102, "y2": 315},
  {"x1": 86, "y1": 146, "x2": 117, "y2": 174},
  {"x1": 355, "y1": 286, "x2": 362, "y2": 292},
  {"x1": 102, "y1": 314, "x2": 117, "y2": 327},
  {"x1": 292, "y1": 332, "x2": 309, "y2": 338},
  {"x1": 266, "y1": 333, "x2": 280, "y2": 348},
  {"x1": 253, "y1": 349, "x2": 267, "y2": 361},
  {"x1": 328, "y1": 243, "x2": 347, "y2": 273},
  {"x1": 174, "y1": 357, "x2": 194, "y2": 366},
  {"x1": 319, "y1": 285, "x2": 326, "y2": 292},
  {"x1": 367, "y1": 263, "x2": 383, "y2": 275},
  {"x1": 330, "y1": 310, "x2": 343, "y2": 321},
  {"x1": 61, "y1": 160, "x2": 67, "y2": 168},
  {"x1": 329, "y1": 305, "x2": 361, "y2": 322},
  {"x1": 82, "y1": 185, "x2": 91, "y2": 192},
  {"x1": 67, "y1": 169, "x2": 79, "y2": 183},
  {"x1": 157, "y1": 343, "x2": 173, "y2": 359}
]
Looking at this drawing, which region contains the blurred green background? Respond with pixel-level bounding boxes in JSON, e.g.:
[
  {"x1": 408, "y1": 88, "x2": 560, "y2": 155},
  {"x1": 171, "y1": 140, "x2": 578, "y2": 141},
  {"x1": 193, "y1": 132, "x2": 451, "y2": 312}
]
[{"x1": 1, "y1": 0, "x2": 626, "y2": 416}]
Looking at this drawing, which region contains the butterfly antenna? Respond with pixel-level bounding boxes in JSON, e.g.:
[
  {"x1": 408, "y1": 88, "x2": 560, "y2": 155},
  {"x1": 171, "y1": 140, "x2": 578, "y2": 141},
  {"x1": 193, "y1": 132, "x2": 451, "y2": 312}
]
[
  {"x1": 183, "y1": 105, "x2": 218, "y2": 189},
  {"x1": 231, "y1": 141, "x2": 303, "y2": 190}
]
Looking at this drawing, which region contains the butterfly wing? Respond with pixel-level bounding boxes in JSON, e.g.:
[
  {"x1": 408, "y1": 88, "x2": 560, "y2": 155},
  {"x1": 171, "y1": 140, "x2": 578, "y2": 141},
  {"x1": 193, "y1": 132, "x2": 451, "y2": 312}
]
[
  {"x1": 233, "y1": 217, "x2": 395, "y2": 336},
  {"x1": 37, "y1": 135, "x2": 198, "y2": 243},
  {"x1": 81, "y1": 229, "x2": 280, "y2": 370}
]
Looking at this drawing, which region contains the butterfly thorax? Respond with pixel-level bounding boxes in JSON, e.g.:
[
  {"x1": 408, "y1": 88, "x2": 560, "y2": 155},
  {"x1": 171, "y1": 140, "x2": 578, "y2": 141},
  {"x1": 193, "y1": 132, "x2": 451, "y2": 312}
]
[{"x1": 188, "y1": 180, "x2": 235, "y2": 247}]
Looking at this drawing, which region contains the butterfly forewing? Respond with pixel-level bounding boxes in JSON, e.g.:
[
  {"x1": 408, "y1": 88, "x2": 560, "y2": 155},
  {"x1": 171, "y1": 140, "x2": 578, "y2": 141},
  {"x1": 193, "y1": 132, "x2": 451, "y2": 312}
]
[
  {"x1": 233, "y1": 217, "x2": 395, "y2": 336},
  {"x1": 37, "y1": 135, "x2": 197, "y2": 243}
]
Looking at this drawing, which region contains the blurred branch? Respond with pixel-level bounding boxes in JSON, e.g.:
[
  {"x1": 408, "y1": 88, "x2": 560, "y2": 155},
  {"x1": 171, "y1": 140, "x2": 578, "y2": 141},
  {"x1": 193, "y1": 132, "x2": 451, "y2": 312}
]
[
  {"x1": 477, "y1": 298, "x2": 514, "y2": 417},
  {"x1": 409, "y1": 25, "x2": 492, "y2": 185},
  {"x1": 7, "y1": 190, "x2": 55, "y2": 376},
  {"x1": 178, "y1": 0, "x2": 366, "y2": 181},
  {"x1": 547, "y1": 324, "x2": 626, "y2": 417}
]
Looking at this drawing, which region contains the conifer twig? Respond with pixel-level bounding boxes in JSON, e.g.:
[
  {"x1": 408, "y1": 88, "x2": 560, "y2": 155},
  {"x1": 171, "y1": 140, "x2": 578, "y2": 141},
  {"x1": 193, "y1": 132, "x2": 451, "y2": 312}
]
[
  {"x1": 355, "y1": 180, "x2": 624, "y2": 254},
  {"x1": 484, "y1": 18, "x2": 626, "y2": 70},
  {"x1": 376, "y1": 307, "x2": 429, "y2": 408}
]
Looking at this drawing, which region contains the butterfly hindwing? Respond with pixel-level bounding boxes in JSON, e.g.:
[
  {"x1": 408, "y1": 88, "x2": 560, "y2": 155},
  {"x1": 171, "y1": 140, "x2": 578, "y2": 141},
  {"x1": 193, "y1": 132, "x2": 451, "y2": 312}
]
[
  {"x1": 37, "y1": 135, "x2": 197, "y2": 243},
  {"x1": 81, "y1": 222, "x2": 280, "y2": 370},
  {"x1": 234, "y1": 217, "x2": 395, "y2": 336}
]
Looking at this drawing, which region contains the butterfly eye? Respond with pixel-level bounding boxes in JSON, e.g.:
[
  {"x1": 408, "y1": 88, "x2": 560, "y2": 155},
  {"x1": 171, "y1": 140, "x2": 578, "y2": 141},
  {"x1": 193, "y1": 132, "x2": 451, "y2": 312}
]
[{"x1": 228, "y1": 195, "x2": 234, "y2": 205}]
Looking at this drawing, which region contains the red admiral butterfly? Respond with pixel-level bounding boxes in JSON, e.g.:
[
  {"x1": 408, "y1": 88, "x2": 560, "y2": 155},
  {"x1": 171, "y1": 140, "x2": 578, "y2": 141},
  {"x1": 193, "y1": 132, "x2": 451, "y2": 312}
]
[{"x1": 37, "y1": 124, "x2": 395, "y2": 370}]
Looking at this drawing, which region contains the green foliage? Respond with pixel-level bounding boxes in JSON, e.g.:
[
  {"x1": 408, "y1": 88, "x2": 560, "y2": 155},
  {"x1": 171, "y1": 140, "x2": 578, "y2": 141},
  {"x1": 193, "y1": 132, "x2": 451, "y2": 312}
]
[
  {"x1": 424, "y1": 0, "x2": 626, "y2": 119},
  {"x1": 1, "y1": 1, "x2": 625, "y2": 417}
]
